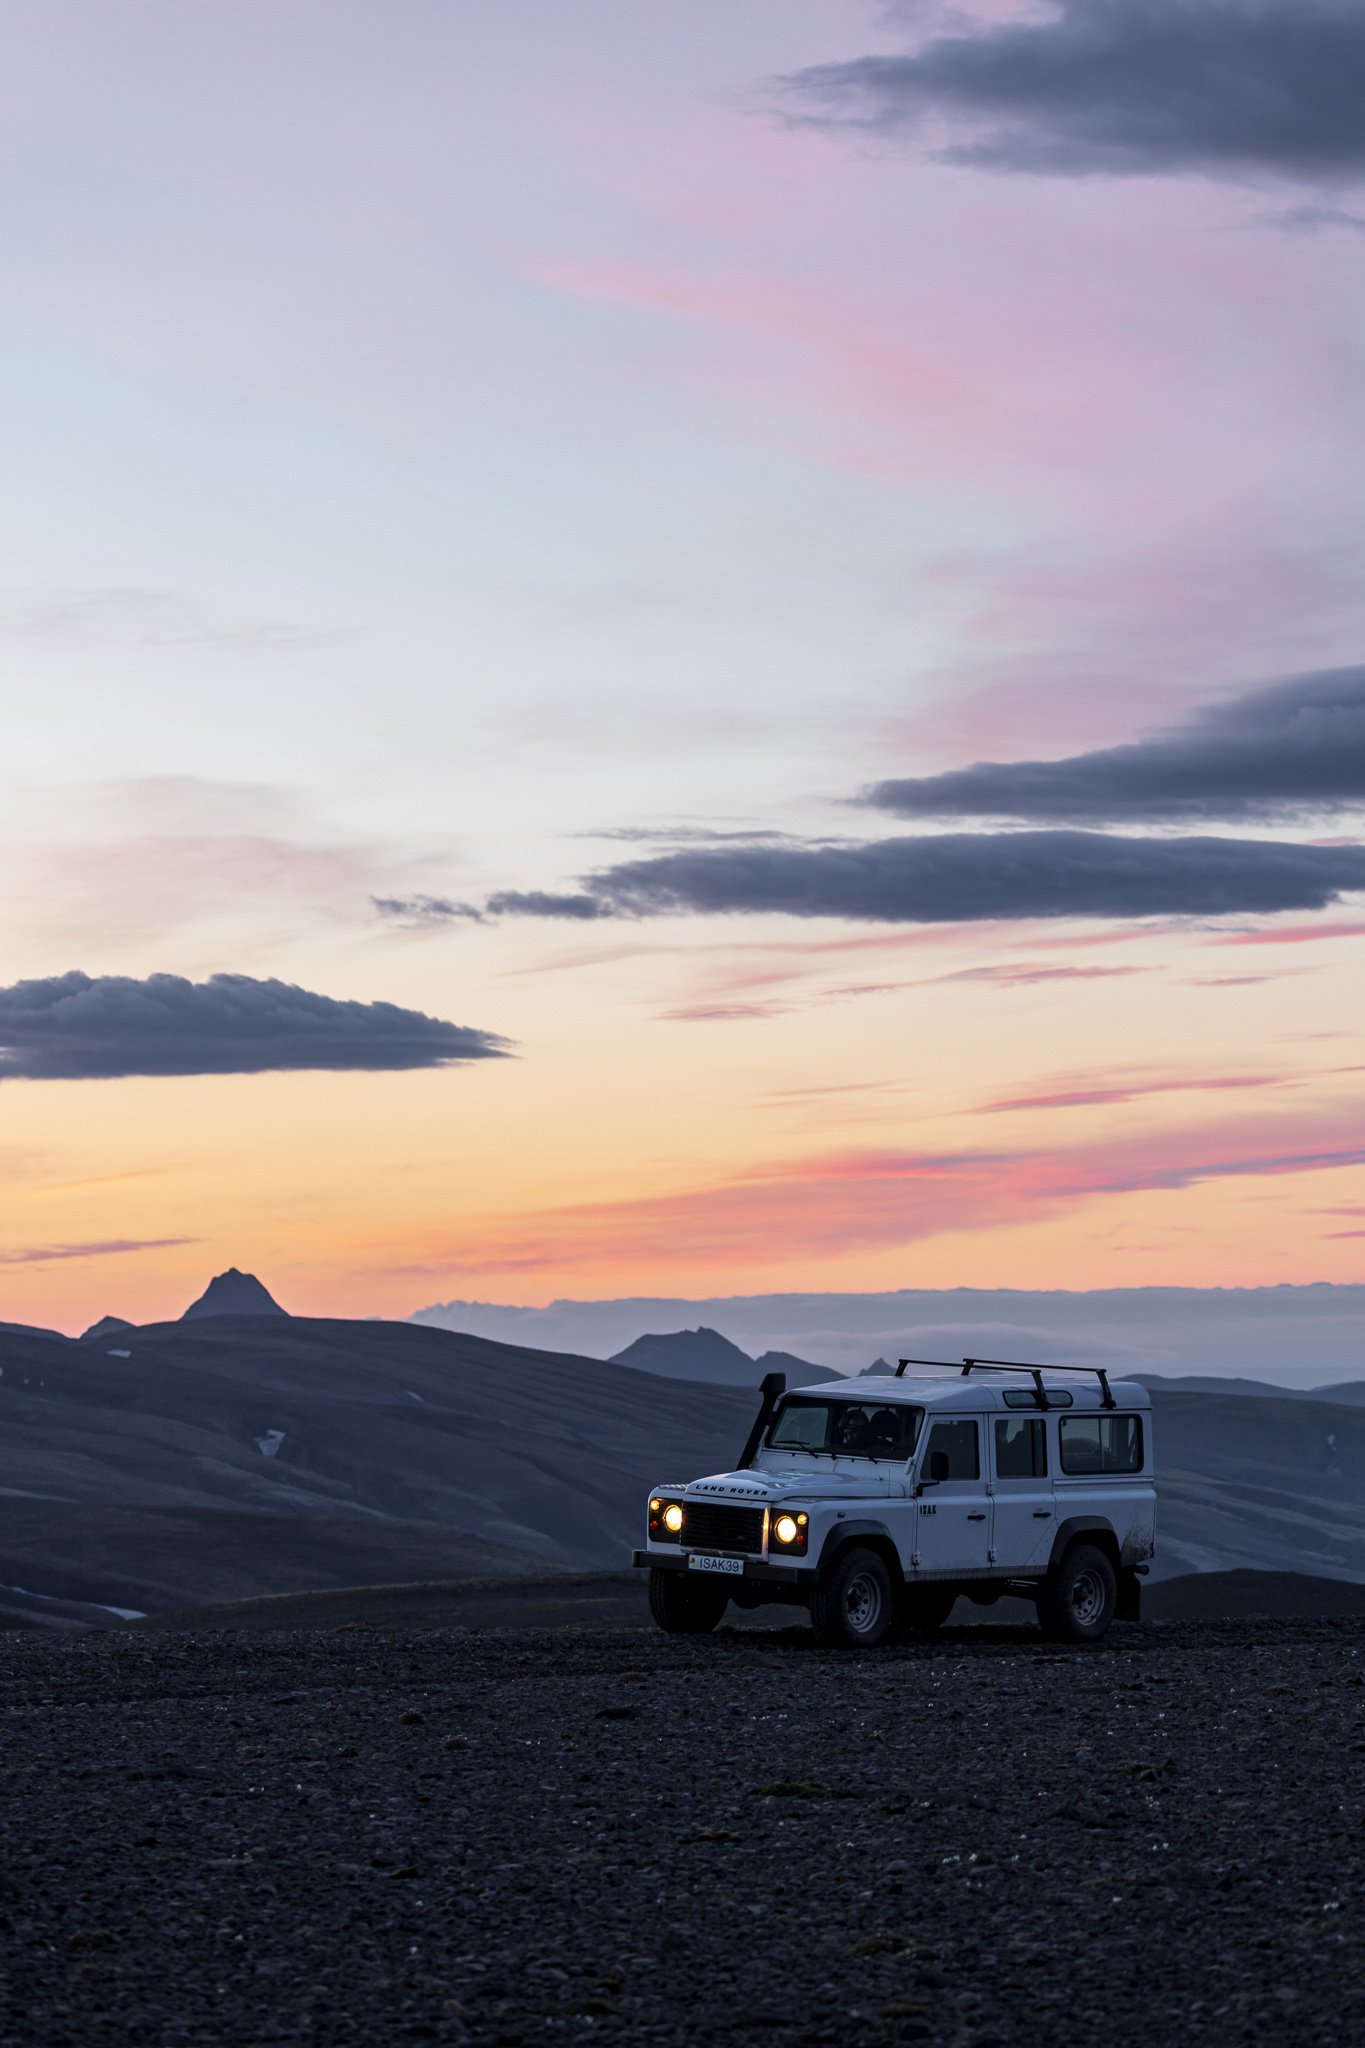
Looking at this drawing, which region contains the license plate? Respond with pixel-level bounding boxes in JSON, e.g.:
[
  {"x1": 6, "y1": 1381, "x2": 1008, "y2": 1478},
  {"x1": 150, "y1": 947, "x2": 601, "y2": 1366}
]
[{"x1": 688, "y1": 1554, "x2": 744, "y2": 1576}]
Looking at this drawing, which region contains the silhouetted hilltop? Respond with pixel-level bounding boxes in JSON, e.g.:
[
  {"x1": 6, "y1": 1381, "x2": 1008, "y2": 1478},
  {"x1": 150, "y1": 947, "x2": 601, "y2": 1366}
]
[
  {"x1": 80, "y1": 1315, "x2": 134, "y2": 1342},
  {"x1": 610, "y1": 1326, "x2": 838, "y2": 1387},
  {"x1": 181, "y1": 1268, "x2": 287, "y2": 1321},
  {"x1": 755, "y1": 1349, "x2": 841, "y2": 1383}
]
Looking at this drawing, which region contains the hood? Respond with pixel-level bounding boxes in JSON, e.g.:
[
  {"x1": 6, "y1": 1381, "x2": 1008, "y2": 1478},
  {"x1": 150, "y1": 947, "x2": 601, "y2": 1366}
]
[{"x1": 684, "y1": 1466, "x2": 897, "y2": 1501}]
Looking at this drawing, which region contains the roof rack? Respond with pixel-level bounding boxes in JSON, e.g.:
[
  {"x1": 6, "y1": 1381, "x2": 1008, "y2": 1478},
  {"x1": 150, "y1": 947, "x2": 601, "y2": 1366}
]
[
  {"x1": 961, "y1": 1355, "x2": 1116, "y2": 1411},
  {"x1": 895, "y1": 1354, "x2": 1118, "y2": 1410}
]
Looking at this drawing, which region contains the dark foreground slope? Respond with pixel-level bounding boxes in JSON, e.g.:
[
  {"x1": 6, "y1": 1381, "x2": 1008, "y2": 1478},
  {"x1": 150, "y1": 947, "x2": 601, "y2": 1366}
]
[
  {"x1": 0, "y1": 1316, "x2": 753, "y2": 1610},
  {"x1": 3, "y1": 1621, "x2": 1363, "y2": 2048}
]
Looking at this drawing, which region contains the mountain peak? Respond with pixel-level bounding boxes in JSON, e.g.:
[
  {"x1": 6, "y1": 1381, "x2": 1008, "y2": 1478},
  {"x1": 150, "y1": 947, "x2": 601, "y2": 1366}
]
[
  {"x1": 80, "y1": 1315, "x2": 134, "y2": 1342},
  {"x1": 181, "y1": 1269, "x2": 288, "y2": 1322}
]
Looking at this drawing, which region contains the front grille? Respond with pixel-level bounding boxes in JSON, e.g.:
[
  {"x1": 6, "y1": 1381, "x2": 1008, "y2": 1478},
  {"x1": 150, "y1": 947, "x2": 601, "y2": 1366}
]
[{"x1": 681, "y1": 1502, "x2": 765, "y2": 1555}]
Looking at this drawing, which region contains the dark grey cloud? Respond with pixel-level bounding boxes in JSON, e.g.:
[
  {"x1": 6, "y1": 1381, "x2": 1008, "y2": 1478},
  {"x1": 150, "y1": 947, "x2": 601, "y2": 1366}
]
[
  {"x1": 372, "y1": 894, "x2": 484, "y2": 928},
  {"x1": 373, "y1": 890, "x2": 617, "y2": 927},
  {"x1": 867, "y1": 666, "x2": 1365, "y2": 824},
  {"x1": 492, "y1": 830, "x2": 1365, "y2": 926},
  {"x1": 485, "y1": 890, "x2": 618, "y2": 921},
  {"x1": 0, "y1": 972, "x2": 509, "y2": 1080},
  {"x1": 785, "y1": 2, "x2": 1365, "y2": 183}
]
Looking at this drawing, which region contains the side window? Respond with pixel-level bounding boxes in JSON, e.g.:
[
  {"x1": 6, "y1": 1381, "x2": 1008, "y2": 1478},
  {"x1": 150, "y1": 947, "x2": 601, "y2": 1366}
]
[
  {"x1": 995, "y1": 1417, "x2": 1047, "y2": 1479},
  {"x1": 1059, "y1": 1414, "x2": 1144, "y2": 1475},
  {"x1": 923, "y1": 1419, "x2": 980, "y2": 1480}
]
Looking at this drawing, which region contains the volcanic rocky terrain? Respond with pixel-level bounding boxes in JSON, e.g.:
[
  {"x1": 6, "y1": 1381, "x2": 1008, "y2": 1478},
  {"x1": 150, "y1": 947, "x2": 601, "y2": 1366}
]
[{"x1": 3, "y1": 1617, "x2": 1363, "y2": 2047}]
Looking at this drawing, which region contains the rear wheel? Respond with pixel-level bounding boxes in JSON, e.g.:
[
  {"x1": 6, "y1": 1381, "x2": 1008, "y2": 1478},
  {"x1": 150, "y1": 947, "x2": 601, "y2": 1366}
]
[
  {"x1": 648, "y1": 1568, "x2": 728, "y2": 1635},
  {"x1": 898, "y1": 1585, "x2": 957, "y2": 1634},
  {"x1": 1037, "y1": 1543, "x2": 1116, "y2": 1644},
  {"x1": 810, "y1": 1546, "x2": 894, "y2": 1649}
]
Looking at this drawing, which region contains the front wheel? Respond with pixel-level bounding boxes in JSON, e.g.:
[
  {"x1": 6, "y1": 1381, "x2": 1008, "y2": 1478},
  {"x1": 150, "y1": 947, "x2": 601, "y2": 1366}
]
[
  {"x1": 648, "y1": 1568, "x2": 728, "y2": 1635},
  {"x1": 810, "y1": 1546, "x2": 894, "y2": 1649},
  {"x1": 1037, "y1": 1544, "x2": 1117, "y2": 1644}
]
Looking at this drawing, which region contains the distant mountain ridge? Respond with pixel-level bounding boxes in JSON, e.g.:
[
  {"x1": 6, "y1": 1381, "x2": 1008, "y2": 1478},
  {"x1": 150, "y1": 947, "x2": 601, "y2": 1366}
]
[
  {"x1": 412, "y1": 1284, "x2": 1365, "y2": 1388},
  {"x1": 181, "y1": 1269, "x2": 288, "y2": 1321}
]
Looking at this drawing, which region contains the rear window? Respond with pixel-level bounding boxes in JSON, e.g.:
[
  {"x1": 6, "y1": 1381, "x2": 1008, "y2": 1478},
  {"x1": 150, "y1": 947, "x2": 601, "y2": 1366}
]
[
  {"x1": 1059, "y1": 1414, "x2": 1144, "y2": 1475},
  {"x1": 995, "y1": 1416, "x2": 1047, "y2": 1478}
]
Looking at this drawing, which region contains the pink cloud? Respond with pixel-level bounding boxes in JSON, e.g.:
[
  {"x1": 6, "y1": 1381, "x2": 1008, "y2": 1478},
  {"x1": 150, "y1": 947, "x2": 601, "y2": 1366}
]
[
  {"x1": 921, "y1": 962, "x2": 1145, "y2": 989},
  {"x1": 410, "y1": 1112, "x2": 1365, "y2": 1277},
  {"x1": 525, "y1": 246, "x2": 1181, "y2": 495}
]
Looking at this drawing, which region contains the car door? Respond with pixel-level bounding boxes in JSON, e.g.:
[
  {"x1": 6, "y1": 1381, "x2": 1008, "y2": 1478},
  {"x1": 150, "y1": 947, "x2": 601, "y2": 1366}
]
[
  {"x1": 911, "y1": 1416, "x2": 991, "y2": 1575},
  {"x1": 989, "y1": 1413, "x2": 1055, "y2": 1568}
]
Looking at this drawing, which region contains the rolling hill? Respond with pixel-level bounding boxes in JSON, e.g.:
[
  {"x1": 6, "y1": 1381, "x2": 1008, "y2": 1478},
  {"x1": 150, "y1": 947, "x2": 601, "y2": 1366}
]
[{"x1": 5, "y1": 1305, "x2": 1365, "y2": 1620}]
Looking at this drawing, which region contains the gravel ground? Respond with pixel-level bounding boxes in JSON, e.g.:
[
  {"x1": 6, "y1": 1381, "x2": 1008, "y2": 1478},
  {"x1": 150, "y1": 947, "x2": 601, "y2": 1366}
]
[{"x1": 3, "y1": 1620, "x2": 1363, "y2": 2047}]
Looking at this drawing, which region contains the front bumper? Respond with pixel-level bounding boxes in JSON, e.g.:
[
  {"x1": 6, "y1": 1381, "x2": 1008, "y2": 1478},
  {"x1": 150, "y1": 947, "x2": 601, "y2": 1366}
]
[{"x1": 631, "y1": 1548, "x2": 816, "y2": 1587}]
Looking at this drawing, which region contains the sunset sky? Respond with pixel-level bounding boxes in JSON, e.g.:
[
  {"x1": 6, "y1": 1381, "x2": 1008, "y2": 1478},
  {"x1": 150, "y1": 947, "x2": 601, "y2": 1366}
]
[{"x1": 4, "y1": 0, "x2": 1364, "y2": 1334}]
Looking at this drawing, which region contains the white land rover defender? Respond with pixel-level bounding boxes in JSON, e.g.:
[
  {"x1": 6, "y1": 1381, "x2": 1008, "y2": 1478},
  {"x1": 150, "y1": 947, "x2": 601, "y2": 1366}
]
[{"x1": 633, "y1": 1358, "x2": 1155, "y2": 1648}]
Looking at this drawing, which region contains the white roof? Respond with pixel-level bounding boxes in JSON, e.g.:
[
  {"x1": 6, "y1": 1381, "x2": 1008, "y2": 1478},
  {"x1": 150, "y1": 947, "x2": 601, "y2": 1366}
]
[{"x1": 790, "y1": 1371, "x2": 1150, "y2": 1413}]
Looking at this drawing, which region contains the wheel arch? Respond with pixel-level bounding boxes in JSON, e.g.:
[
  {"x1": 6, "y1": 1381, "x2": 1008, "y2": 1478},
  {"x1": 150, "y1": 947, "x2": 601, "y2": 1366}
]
[
  {"x1": 816, "y1": 1522, "x2": 904, "y2": 1582},
  {"x1": 1048, "y1": 1517, "x2": 1120, "y2": 1575}
]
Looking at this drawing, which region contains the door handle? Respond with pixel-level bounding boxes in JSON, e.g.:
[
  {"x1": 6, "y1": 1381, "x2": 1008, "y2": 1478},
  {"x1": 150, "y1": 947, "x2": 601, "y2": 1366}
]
[
  {"x1": 967, "y1": 1513, "x2": 986, "y2": 1522},
  {"x1": 1033, "y1": 1511, "x2": 1052, "y2": 1519}
]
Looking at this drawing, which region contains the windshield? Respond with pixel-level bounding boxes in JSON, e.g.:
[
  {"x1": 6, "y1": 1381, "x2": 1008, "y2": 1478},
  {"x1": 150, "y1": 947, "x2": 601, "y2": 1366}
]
[{"x1": 766, "y1": 1396, "x2": 924, "y2": 1462}]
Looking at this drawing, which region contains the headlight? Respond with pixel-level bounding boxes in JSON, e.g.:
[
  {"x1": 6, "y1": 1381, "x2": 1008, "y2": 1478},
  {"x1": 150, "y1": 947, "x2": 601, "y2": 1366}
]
[
  {"x1": 769, "y1": 1509, "x2": 809, "y2": 1555},
  {"x1": 648, "y1": 1496, "x2": 684, "y2": 1543}
]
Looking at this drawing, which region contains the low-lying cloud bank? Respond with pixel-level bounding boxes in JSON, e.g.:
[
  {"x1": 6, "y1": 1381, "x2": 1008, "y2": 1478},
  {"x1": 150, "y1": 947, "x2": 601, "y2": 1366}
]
[
  {"x1": 0, "y1": 972, "x2": 509, "y2": 1080},
  {"x1": 867, "y1": 666, "x2": 1365, "y2": 824},
  {"x1": 409, "y1": 832, "x2": 1365, "y2": 928},
  {"x1": 785, "y1": 1, "x2": 1365, "y2": 184}
]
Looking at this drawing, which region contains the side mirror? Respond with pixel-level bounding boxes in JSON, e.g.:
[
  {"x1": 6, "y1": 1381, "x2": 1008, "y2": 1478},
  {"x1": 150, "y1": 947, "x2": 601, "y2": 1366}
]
[{"x1": 917, "y1": 1449, "x2": 951, "y2": 1494}]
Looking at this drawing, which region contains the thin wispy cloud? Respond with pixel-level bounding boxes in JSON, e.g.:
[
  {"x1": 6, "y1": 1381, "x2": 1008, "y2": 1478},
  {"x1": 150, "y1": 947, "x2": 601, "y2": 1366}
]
[
  {"x1": 1209, "y1": 918, "x2": 1365, "y2": 946},
  {"x1": 785, "y1": 2, "x2": 1365, "y2": 184},
  {"x1": 0, "y1": 1237, "x2": 196, "y2": 1267},
  {"x1": 0, "y1": 972, "x2": 510, "y2": 1080},
  {"x1": 372, "y1": 894, "x2": 484, "y2": 929},
  {"x1": 0, "y1": 586, "x2": 348, "y2": 653},
  {"x1": 978, "y1": 1070, "x2": 1287, "y2": 1114}
]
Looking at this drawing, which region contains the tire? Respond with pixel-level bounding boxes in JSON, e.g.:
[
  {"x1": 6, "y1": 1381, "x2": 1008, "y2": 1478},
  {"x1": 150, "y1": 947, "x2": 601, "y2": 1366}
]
[
  {"x1": 810, "y1": 1546, "x2": 895, "y2": 1649},
  {"x1": 648, "y1": 1568, "x2": 728, "y2": 1635},
  {"x1": 1037, "y1": 1543, "x2": 1117, "y2": 1644},
  {"x1": 898, "y1": 1585, "x2": 957, "y2": 1634}
]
